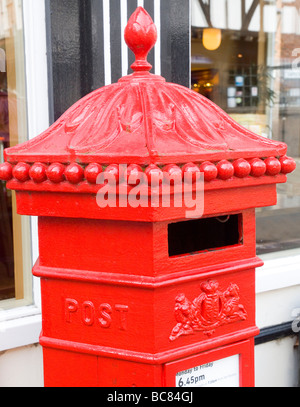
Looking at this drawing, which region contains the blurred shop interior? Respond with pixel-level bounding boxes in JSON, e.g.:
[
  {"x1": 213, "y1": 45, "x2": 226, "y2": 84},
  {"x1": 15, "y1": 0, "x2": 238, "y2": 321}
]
[
  {"x1": 0, "y1": 0, "x2": 29, "y2": 304},
  {"x1": 191, "y1": 0, "x2": 300, "y2": 254}
]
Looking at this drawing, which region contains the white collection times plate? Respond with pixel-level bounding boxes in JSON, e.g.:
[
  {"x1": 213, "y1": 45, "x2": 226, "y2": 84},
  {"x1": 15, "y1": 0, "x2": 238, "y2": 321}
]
[{"x1": 176, "y1": 354, "x2": 240, "y2": 387}]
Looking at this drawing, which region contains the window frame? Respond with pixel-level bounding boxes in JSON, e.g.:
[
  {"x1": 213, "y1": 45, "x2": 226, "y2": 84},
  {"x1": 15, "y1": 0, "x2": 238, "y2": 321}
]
[{"x1": 0, "y1": 0, "x2": 49, "y2": 351}]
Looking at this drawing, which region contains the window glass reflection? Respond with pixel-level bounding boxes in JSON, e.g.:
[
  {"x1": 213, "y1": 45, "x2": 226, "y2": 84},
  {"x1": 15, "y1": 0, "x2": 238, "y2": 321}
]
[
  {"x1": 191, "y1": 0, "x2": 300, "y2": 254},
  {"x1": 0, "y1": 0, "x2": 30, "y2": 302}
]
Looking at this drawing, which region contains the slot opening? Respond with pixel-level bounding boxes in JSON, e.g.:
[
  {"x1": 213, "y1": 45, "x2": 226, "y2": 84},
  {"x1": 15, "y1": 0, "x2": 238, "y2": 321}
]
[{"x1": 168, "y1": 214, "x2": 242, "y2": 257}]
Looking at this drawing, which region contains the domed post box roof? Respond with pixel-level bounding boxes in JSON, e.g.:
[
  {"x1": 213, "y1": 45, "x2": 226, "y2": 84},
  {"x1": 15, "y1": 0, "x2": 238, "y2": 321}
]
[{"x1": 0, "y1": 6, "x2": 296, "y2": 220}]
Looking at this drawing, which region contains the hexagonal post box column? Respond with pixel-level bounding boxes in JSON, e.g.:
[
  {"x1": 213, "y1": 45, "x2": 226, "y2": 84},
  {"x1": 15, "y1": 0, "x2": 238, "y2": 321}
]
[{"x1": 0, "y1": 8, "x2": 296, "y2": 387}]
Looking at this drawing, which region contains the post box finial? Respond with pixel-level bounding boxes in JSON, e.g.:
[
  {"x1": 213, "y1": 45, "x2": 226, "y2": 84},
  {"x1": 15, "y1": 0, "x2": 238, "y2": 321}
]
[{"x1": 124, "y1": 7, "x2": 157, "y2": 73}]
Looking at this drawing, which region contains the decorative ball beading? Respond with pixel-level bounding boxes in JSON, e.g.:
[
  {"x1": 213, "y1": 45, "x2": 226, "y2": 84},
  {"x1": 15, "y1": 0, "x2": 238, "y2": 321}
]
[
  {"x1": 12, "y1": 162, "x2": 30, "y2": 182},
  {"x1": 199, "y1": 161, "x2": 218, "y2": 182},
  {"x1": 249, "y1": 158, "x2": 266, "y2": 177},
  {"x1": 29, "y1": 162, "x2": 47, "y2": 183},
  {"x1": 233, "y1": 158, "x2": 251, "y2": 178},
  {"x1": 145, "y1": 164, "x2": 163, "y2": 185},
  {"x1": 64, "y1": 163, "x2": 84, "y2": 184},
  {"x1": 279, "y1": 156, "x2": 296, "y2": 174},
  {"x1": 125, "y1": 164, "x2": 144, "y2": 185},
  {"x1": 182, "y1": 163, "x2": 201, "y2": 184},
  {"x1": 0, "y1": 162, "x2": 13, "y2": 181},
  {"x1": 265, "y1": 157, "x2": 281, "y2": 176},
  {"x1": 84, "y1": 163, "x2": 103, "y2": 184},
  {"x1": 104, "y1": 164, "x2": 120, "y2": 183},
  {"x1": 0, "y1": 155, "x2": 296, "y2": 187},
  {"x1": 46, "y1": 163, "x2": 65, "y2": 183},
  {"x1": 217, "y1": 160, "x2": 234, "y2": 180},
  {"x1": 163, "y1": 164, "x2": 183, "y2": 185}
]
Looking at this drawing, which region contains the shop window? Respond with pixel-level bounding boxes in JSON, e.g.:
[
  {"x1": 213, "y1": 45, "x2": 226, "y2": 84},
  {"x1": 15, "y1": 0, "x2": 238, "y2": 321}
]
[
  {"x1": 0, "y1": 0, "x2": 32, "y2": 306},
  {"x1": 191, "y1": 0, "x2": 300, "y2": 254}
]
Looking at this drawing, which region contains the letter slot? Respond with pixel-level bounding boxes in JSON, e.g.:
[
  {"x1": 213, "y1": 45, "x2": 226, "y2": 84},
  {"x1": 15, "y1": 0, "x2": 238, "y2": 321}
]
[{"x1": 168, "y1": 214, "x2": 242, "y2": 257}]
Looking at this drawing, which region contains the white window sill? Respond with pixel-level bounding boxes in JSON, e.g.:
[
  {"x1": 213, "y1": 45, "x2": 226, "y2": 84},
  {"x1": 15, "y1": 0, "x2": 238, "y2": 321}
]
[
  {"x1": 256, "y1": 248, "x2": 300, "y2": 329},
  {"x1": 0, "y1": 305, "x2": 41, "y2": 352},
  {"x1": 256, "y1": 248, "x2": 300, "y2": 294}
]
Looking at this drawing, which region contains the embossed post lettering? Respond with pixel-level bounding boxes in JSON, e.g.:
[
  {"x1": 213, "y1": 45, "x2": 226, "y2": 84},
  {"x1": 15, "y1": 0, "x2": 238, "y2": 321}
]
[
  {"x1": 99, "y1": 303, "x2": 112, "y2": 328},
  {"x1": 115, "y1": 304, "x2": 129, "y2": 331},
  {"x1": 65, "y1": 298, "x2": 79, "y2": 323},
  {"x1": 63, "y1": 299, "x2": 129, "y2": 331},
  {"x1": 82, "y1": 301, "x2": 95, "y2": 326}
]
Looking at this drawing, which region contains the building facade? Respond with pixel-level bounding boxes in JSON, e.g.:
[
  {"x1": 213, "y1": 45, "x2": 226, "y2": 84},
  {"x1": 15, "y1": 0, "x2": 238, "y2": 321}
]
[{"x1": 0, "y1": 0, "x2": 299, "y2": 387}]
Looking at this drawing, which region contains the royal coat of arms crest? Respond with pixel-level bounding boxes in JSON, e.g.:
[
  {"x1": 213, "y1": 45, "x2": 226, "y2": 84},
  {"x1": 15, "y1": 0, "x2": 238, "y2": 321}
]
[{"x1": 169, "y1": 280, "x2": 247, "y2": 341}]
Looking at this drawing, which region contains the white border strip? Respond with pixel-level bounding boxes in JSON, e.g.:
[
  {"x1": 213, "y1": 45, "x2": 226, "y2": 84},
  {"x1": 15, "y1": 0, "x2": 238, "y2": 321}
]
[
  {"x1": 154, "y1": 0, "x2": 161, "y2": 76},
  {"x1": 23, "y1": 0, "x2": 49, "y2": 141},
  {"x1": 22, "y1": 0, "x2": 49, "y2": 311},
  {"x1": 103, "y1": 0, "x2": 112, "y2": 85},
  {"x1": 188, "y1": 0, "x2": 192, "y2": 88},
  {"x1": 120, "y1": 0, "x2": 128, "y2": 77}
]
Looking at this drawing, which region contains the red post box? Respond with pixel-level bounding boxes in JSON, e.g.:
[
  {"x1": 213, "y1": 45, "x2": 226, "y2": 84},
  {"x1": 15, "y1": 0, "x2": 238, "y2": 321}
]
[{"x1": 0, "y1": 8, "x2": 296, "y2": 387}]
